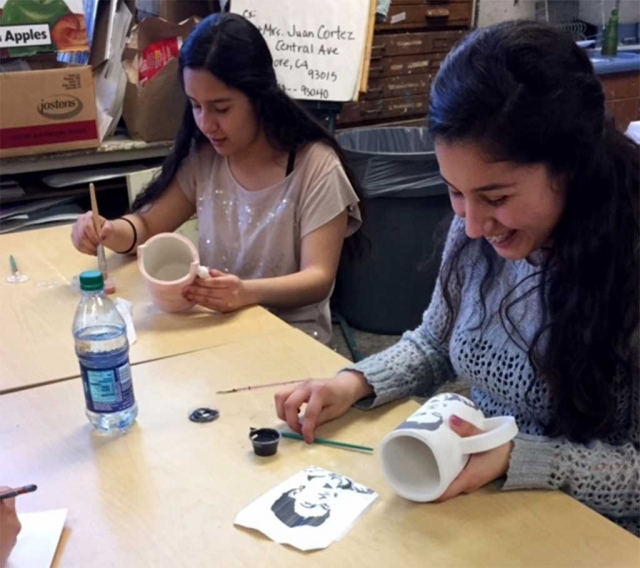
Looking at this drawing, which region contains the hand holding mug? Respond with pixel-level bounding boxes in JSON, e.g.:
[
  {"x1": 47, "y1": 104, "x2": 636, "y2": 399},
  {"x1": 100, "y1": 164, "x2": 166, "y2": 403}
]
[
  {"x1": 183, "y1": 269, "x2": 255, "y2": 313},
  {"x1": 435, "y1": 413, "x2": 514, "y2": 502},
  {"x1": 379, "y1": 393, "x2": 518, "y2": 502}
]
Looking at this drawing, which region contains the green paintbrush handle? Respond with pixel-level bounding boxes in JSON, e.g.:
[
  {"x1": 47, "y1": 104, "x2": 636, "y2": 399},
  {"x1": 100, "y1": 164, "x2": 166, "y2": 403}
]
[{"x1": 280, "y1": 431, "x2": 374, "y2": 453}]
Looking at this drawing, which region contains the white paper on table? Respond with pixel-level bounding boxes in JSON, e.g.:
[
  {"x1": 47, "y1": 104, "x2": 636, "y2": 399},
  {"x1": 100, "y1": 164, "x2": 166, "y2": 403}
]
[
  {"x1": 8, "y1": 509, "x2": 67, "y2": 568},
  {"x1": 625, "y1": 121, "x2": 640, "y2": 144},
  {"x1": 235, "y1": 466, "x2": 378, "y2": 551},
  {"x1": 114, "y1": 297, "x2": 137, "y2": 345}
]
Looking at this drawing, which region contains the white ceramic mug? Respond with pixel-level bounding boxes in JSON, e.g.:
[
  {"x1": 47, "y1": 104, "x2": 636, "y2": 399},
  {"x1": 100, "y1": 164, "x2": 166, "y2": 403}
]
[
  {"x1": 379, "y1": 392, "x2": 518, "y2": 502},
  {"x1": 137, "y1": 232, "x2": 209, "y2": 312}
]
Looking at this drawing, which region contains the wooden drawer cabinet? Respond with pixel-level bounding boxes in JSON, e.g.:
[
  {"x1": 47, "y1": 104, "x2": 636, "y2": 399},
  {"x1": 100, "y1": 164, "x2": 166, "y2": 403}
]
[
  {"x1": 362, "y1": 73, "x2": 433, "y2": 100},
  {"x1": 339, "y1": 95, "x2": 427, "y2": 123},
  {"x1": 377, "y1": 1, "x2": 472, "y2": 30},
  {"x1": 371, "y1": 30, "x2": 465, "y2": 57},
  {"x1": 600, "y1": 72, "x2": 640, "y2": 100},
  {"x1": 336, "y1": 12, "x2": 470, "y2": 127},
  {"x1": 600, "y1": 72, "x2": 640, "y2": 131},
  {"x1": 368, "y1": 52, "x2": 446, "y2": 77}
]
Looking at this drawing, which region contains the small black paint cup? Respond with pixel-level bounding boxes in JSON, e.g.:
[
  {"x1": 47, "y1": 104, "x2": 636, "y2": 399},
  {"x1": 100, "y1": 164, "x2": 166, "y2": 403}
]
[{"x1": 250, "y1": 428, "x2": 281, "y2": 457}]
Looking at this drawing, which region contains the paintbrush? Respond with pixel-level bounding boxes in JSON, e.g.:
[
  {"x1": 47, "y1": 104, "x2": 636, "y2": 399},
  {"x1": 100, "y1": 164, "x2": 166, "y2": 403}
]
[
  {"x1": 216, "y1": 379, "x2": 304, "y2": 394},
  {"x1": 89, "y1": 182, "x2": 108, "y2": 277},
  {"x1": 281, "y1": 431, "x2": 374, "y2": 453},
  {"x1": 0, "y1": 484, "x2": 37, "y2": 501},
  {"x1": 89, "y1": 183, "x2": 115, "y2": 293}
]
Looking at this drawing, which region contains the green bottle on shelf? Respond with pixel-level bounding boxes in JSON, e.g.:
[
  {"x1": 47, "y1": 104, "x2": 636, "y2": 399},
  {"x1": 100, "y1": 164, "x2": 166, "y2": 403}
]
[{"x1": 601, "y1": 8, "x2": 619, "y2": 57}]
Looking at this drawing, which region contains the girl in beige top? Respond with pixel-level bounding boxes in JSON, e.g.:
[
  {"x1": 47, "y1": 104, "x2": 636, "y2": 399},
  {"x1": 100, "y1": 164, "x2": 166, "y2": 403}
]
[{"x1": 70, "y1": 13, "x2": 363, "y2": 343}]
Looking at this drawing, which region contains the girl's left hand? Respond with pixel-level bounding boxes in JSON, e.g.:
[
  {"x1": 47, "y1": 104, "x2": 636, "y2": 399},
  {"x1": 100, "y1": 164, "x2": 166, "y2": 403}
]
[
  {"x1": 183, "y1": 269, "x2": 255, "y2": 313},
  {"x1": 435, "y1": 414, "x2": 514, "y2": 502}
]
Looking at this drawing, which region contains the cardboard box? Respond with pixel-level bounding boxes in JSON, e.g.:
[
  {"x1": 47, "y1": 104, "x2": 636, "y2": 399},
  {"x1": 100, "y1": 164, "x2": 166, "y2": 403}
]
[
  {"x1": 122, "y1": 16, "x2": 198, "y2": 142},
  {"x1": 0, "y1": 64, "x2": 99, "y2": 158},
  {"x1": 135, "y1": 0, "x2": 214, "y2": 23}
]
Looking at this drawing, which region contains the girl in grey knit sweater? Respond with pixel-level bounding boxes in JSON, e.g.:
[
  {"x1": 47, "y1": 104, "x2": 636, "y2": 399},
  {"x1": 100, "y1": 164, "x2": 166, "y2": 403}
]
[{"x1": 275, "y1": 21, "x2": 639, "y2": 534}]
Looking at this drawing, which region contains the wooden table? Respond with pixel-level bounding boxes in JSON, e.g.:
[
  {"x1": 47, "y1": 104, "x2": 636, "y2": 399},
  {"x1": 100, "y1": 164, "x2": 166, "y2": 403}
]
[
  {"x1": 2, "y1": 328, "x2": 637, "y2": 567},
  {"x1": 0, "y1": 225, "x2": 286, "y2": 393}
]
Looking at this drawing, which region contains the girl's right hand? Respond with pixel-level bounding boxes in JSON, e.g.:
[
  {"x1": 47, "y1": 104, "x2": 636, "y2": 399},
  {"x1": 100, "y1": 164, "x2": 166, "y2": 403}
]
[
  {"x1": 274, "y1": 371, "x2": 373, "y2": 443},
  {"x1": 0, "y1": 487, "x2": 21, "y2": 568},
  {"x1": 71, "y1": 211, "x2": 114, "y2": 256}
]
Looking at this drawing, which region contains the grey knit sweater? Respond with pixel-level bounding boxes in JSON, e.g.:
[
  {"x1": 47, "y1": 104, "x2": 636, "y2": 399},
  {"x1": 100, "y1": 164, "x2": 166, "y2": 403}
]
[{"x1": 350, "y1": 216, "x2": 639, "y2": 535}]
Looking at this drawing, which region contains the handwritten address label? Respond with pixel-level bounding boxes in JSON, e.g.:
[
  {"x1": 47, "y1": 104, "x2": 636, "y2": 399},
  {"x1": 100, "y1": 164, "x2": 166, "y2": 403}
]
[{"x1": 231, "y1": 0, "x2": 371, "y2": 102}]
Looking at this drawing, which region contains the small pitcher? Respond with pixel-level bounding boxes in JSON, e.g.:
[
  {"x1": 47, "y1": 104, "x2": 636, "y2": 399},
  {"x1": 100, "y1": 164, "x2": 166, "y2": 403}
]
[{"x1": 137, "y1": 232, "x2": 208, "y2": 312}]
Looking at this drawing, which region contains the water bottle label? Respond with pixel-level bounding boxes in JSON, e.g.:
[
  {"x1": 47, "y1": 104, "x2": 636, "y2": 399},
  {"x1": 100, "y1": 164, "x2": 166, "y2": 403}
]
[{"x1": 81, "y1": 362, "x2": 135, "y2": 413}]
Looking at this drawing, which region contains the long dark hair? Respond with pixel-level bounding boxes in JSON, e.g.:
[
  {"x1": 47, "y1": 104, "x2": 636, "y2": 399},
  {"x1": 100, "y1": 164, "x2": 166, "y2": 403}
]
[
  {"x1": 428, "y1": 20, "x2": 639, "y2": 442},
  {"x1": 132, "y1": 13, "x2": 364, "y2": 255},
  {"x1": 271, "y1": 490, "x2": 330, "y2": 528}
]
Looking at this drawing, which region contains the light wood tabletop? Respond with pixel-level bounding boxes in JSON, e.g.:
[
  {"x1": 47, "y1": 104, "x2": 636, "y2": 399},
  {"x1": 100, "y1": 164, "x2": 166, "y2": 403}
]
[
  {"x1": 0, "y1": 225, "x2": 287, "y2": 393},
  {"x1": 2, "y1": 326, "x2": 637, "y2": 568}
]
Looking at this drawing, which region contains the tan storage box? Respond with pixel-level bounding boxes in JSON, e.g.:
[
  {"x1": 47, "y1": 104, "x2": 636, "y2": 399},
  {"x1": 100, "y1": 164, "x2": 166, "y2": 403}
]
[{"x1": 0, "y1": 64, "x2": 99, "y2": 158}]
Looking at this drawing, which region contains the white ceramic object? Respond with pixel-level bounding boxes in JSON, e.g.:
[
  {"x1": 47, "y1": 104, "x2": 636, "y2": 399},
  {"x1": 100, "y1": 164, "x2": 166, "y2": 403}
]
[
  {"x1": 379, "y1": 392, "x2": 518, "y2": 502},
  {"x1": 137, "y1": 232, "x2": 209, "y2": 312}
]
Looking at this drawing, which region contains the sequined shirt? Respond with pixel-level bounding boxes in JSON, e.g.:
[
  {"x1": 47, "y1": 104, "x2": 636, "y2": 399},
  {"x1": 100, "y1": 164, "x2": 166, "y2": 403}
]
[{"x1": 176, "y1": 141, "x2": 362, "y2": 343}]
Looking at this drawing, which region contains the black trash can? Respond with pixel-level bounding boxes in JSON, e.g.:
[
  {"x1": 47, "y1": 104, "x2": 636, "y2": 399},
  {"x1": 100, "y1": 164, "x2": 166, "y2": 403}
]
[{"x1": 334, "y1": 127, "x2": 451, "y2": 335}]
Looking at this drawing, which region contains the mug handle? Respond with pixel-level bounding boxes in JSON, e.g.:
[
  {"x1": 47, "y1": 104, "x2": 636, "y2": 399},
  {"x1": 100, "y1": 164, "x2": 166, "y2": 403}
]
[{"x1": 458, "y1": 416, "x2": 518, "y2": 454}]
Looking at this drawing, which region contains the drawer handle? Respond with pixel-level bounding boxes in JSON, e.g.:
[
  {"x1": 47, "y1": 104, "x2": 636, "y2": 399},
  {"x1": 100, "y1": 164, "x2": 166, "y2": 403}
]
[
  {"x1": 371, "y1": 44, "x2": 386, "y2": 53},
  {"x1": 361, "y1": 102, "x2": 384, "y2": 116},
  {"x1": 369, "y1": 65, "x2": 384, "y2": 73},
  {"x1": 425, "y1": 8, "x2": 450, "y2": 18},
  {"x1": 366, "y1": 87, "x2": 384, "y2": 95}
]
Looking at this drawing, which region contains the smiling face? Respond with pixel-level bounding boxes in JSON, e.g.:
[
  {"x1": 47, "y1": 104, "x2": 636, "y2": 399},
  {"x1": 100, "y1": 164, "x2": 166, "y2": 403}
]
[
  {"x1": 183, "y1": 67, "x2": 261, "y2": 157},
  {"x1": 435, "y1": 140, "x2": 567, "y2": 261}
]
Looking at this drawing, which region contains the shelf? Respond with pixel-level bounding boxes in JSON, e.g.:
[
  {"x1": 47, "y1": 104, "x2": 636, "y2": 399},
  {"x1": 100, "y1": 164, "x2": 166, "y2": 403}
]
[{"x1": 0, "y1": 137, "x2": 173, "y2": 176}]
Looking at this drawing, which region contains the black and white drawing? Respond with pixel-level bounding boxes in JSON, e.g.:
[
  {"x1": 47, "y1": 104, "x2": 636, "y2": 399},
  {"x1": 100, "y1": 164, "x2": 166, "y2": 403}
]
[
  {"x1": 235, "y1": 466, "x2": 378, "y2": 551},
  {"x1": 270, "y1": 466, "x2": 374, "y2": 528},
  {"x1": 397, "y1": 411, "x2": 444, "y2": 431},
  {"x1": 397, "y1": 393, "x2": 479, "y2": 432}
]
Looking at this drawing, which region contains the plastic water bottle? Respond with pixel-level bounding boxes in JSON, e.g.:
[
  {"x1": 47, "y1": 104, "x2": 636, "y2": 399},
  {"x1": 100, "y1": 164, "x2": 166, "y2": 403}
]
[{"x1": 73, "y1": 270, "x2": 138, "y2": 433}]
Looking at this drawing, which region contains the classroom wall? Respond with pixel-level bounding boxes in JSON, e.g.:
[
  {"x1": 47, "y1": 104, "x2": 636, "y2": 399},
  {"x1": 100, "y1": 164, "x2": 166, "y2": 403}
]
[
  {"x1": 580, "y1": 0, "x2": 639, "y2": 26},
  {"x1": 476, "y1": 0, "x2": 536, "y2": 28},
  {"x1": 477, "y1": 0, "x2": 639, "y2": 28}
]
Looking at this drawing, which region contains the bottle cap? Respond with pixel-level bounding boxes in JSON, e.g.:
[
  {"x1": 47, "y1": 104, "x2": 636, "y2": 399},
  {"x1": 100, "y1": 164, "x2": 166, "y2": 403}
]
[{"x1": 79, "y1": 270, "x2": 104, "y2": 291}]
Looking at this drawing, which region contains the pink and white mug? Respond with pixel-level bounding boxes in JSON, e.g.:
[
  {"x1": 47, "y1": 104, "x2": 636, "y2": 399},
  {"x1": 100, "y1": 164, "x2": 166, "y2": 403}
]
[{"x1": 137, "y1": 232, "x2": 208, "y2": 312}]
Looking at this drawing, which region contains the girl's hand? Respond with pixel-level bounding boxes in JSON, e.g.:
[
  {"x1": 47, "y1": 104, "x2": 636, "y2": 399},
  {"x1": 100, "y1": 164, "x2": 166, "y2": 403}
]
[
  {"x1": 274, "y1": 371, "x2": 373, "y2": 443},
  {"x1": 70, "y1": 211, "x2": 115, "y2": 256},
  {"x1": 183, "y1": 269, "x2": 255, "y2": 313},
  {"x1": 0, "y1": 488, "x2": 21, "y2": 568},
  {"x1": 435, "y1": 415, "x2": 514, "y2": 502}
]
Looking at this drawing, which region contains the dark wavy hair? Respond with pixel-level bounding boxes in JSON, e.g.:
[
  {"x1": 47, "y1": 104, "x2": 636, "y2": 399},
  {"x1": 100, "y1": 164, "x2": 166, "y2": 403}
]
[
  {"x1": 428, "y1": 20, "x2": 639, "y2": 442},
  {"x1": 271, "y1": 489, "x2": 330, "y2": 528},
  {"x1": 132, "y1": 12, "x2": 365, "y2": 255}
]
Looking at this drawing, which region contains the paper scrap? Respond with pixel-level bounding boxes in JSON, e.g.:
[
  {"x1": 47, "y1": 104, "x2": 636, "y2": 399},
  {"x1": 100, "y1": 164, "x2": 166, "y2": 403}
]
[
  {"x1": 8, "y1": 509, "x2": 67, "y2": 568},
  {"x1": 114, "y1": 297, "x2": 136, "y2": 345},
  {"x1": 390, "y1": 12, "x2": 406, "y2": 24}
]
